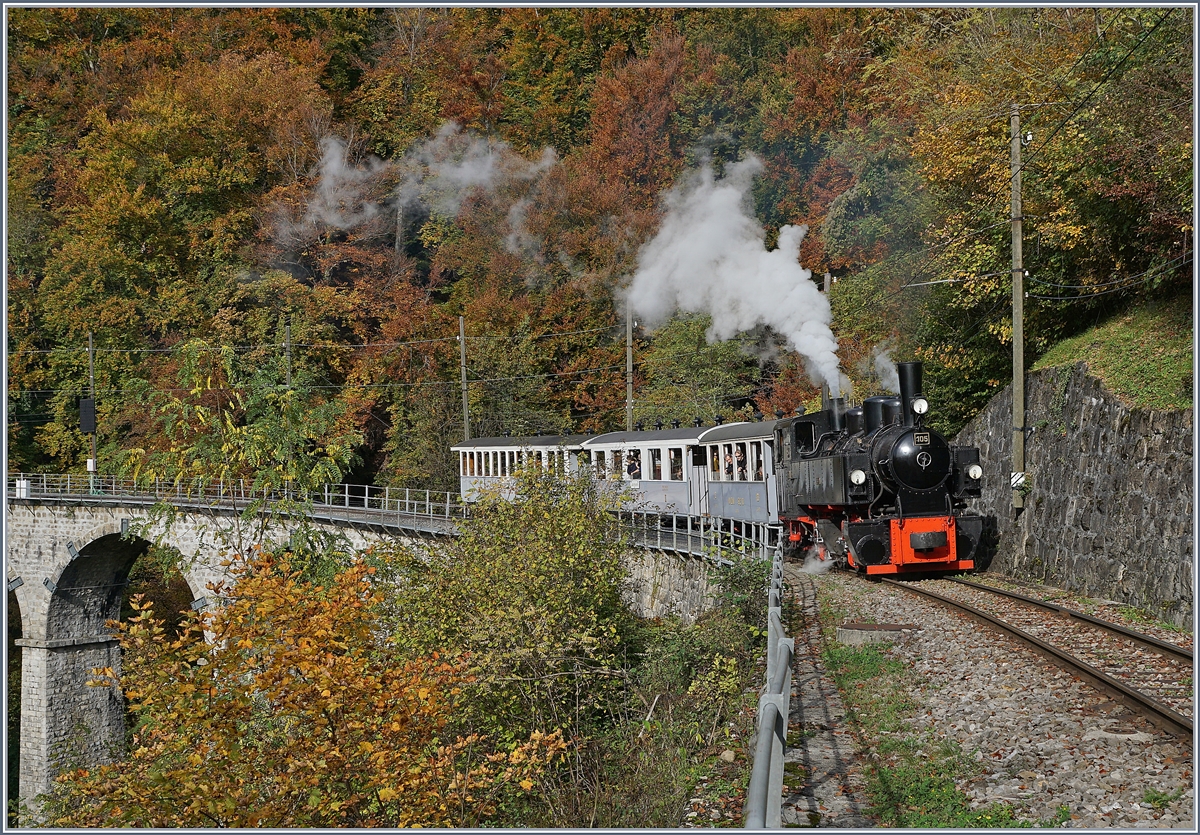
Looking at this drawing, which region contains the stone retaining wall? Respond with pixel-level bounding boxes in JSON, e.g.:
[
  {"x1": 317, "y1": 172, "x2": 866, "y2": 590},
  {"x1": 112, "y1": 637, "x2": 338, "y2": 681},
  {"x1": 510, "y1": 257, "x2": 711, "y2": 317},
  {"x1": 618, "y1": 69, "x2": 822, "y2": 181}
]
[
  {"x1": 953, "y1": 362, "x2": 1193, "y2": 626},
  {"x1": 623, "y1": 549, "x2": 717, "y2": 623}
]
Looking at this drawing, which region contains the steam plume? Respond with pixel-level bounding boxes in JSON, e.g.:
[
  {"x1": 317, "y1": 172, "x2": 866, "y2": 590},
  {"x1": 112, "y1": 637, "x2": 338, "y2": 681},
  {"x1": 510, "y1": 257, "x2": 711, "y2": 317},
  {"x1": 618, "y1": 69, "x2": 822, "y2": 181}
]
[
  {"x1": 302, "y1": 136, "x2": 387, "y2": 230},
  {"x1": 624, "y1": 155, "x2": 847, "y2": 396},
  {"x1": 872, "y1": 345, "x2": 901, "y2": 394},
  {"x1": 284, "y1": 123, "x2": 557, "y2": 259}
]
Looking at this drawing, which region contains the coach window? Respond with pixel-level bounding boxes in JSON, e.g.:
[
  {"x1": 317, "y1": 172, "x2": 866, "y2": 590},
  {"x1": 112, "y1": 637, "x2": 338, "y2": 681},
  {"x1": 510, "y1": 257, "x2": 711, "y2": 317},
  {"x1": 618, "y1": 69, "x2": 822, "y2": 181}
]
[
  {"x1": 669, "y1": 448, "x2": 684, "y2": 481},
  {"x1": 749, "y1": 442, "x2": 762, "y2": 481},
  {"x1": 735, "y1": 443, "x2": 748, "y2": 480},
  {"x1": 594, "y1": 450, "x2": 607, "y2": 477},
  {"x1": 650, "y1": 448, "x2": 662, "y2": 480},
  {"x1": 709, "y1": 446, "x2": 720, "y2": 479}
]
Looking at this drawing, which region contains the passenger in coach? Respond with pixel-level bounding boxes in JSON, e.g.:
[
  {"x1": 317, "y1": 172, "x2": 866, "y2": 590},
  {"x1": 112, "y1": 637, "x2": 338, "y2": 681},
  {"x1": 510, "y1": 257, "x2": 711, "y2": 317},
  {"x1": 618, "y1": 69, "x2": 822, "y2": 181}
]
[
  {"x1": 627, "y1": 451, "x2": 642, "y2": 479},
  {"x1": 735, "y1": 448, "x2": 747, "y2": 480}
]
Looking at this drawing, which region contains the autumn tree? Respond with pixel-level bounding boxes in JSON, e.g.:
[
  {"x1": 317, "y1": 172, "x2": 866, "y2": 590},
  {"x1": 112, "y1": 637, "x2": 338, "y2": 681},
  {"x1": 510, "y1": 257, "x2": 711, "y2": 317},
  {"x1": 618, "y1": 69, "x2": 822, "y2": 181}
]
[{"x1": 37, "y1": 552, "x2": 564, "y2": 828}]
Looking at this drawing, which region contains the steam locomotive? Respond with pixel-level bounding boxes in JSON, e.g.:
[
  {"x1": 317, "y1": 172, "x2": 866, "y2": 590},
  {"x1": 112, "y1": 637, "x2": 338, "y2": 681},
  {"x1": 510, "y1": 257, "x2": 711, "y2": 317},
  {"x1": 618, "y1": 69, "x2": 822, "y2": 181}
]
[
  {"x1": 774, "y1": 361, "x2": 983, "y2": 575},
  {"x1": 452, "y1": 360, "x2": 984, "y2": 576}
]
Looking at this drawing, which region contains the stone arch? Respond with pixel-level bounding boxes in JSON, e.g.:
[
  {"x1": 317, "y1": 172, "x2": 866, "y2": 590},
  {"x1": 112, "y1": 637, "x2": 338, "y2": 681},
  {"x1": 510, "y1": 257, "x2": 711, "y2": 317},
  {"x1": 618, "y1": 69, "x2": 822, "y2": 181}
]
[{"x1": 46, "y1": 531, "x2": 148, "y2": 642}]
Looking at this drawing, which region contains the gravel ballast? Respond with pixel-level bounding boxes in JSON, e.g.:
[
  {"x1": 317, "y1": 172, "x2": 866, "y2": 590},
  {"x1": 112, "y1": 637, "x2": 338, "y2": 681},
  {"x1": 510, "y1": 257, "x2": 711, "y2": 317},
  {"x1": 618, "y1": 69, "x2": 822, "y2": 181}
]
[{"x1": 812, "y1": 570, "x2": 1195, "y2": 828}]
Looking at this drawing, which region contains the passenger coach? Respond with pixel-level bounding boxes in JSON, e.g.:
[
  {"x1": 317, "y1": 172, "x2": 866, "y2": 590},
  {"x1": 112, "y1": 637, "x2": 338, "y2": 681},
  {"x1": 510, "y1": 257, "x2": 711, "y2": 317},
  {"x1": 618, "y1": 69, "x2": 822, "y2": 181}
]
[{"x1": 452, "y1": 418, "x2": 781, "y2": 522}]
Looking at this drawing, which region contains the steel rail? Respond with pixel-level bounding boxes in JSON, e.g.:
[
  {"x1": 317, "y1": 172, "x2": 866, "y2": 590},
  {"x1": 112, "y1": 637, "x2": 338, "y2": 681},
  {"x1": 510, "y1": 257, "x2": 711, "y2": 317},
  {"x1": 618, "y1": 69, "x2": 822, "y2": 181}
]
[
  {"x1": 880, "y1": 578, "x2": 1193, "y2": 742},
  {"x1": 949, "y1": 577, "x2": 1193, "y2": 664}
]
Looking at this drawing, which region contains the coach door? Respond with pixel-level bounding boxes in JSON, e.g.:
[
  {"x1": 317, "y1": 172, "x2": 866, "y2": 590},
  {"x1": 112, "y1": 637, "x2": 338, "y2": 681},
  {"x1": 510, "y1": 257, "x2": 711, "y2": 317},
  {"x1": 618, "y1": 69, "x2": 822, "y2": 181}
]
[{"x1": 689, "y1": 445, "x2": 709, "y2": 516}]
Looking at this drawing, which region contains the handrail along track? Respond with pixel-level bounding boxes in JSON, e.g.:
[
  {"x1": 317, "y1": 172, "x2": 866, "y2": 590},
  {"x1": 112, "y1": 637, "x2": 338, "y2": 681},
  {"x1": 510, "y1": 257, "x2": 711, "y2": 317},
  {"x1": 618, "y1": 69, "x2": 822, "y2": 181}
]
[
  {"x1": 744, "y1": 546, "x2": 794, "y2": 829},
  {"x1": 7, "y1": 473, "x2": 779, "y2": 563}
]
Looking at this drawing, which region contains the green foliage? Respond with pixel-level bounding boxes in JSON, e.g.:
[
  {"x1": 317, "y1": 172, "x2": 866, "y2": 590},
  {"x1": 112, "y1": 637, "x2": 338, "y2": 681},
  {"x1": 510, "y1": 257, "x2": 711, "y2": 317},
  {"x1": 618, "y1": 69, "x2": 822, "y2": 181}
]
[
  {"x1": 384, "y1": 466, "x2": 634, "y2": 745},
  {"x1": 1032, "y1": 299, "x2": 1193, "y2": 411},
  {"x1": 377, "y1": 467, "x2": 765, "y2": 826},
  {"x1": 634, "y1": 314, "x2": 766, "y2": 425},
  {"x1": 710, "y1": 550, "x2": 771, "y2": 634},
  {"x1": 124, "y1": 339, "x2": 361, "y2": 494}
]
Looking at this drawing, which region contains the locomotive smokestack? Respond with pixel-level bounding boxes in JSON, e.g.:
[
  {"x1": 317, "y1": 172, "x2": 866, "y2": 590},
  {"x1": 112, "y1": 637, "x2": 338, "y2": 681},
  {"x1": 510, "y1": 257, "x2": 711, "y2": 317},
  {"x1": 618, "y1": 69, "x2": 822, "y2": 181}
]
[{"x1": 898, "y1": 361, "x2": 923, "y2": 427}]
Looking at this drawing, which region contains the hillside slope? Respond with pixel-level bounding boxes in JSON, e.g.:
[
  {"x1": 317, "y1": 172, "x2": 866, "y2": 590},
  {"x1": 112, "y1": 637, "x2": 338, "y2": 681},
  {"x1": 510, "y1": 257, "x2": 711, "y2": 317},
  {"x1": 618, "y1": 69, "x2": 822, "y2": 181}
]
[{"x1": 1032, "y1": 299, "x2": 1194, "y2": 412}]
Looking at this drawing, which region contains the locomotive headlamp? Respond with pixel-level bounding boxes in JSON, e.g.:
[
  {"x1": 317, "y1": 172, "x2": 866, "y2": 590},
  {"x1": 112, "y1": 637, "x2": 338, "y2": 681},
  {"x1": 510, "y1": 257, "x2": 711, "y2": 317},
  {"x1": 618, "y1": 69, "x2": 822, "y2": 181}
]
[
  {"x1": 967, "y1": 464, "x2": 983, "y2": 480},
  {"x1": 849, "y1": 469, "x2": 867, "y2": 485},
  {"x1": 911, "y1": 397, "x2": 929, "y2": 415}
]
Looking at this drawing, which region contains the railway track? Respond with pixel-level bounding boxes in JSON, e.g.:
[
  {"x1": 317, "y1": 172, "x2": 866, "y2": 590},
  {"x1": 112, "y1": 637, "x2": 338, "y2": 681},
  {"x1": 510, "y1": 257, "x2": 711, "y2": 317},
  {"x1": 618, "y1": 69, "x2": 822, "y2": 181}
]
[{"x1": 879, "y1": 577, "x2": 1194, "y2": 743}]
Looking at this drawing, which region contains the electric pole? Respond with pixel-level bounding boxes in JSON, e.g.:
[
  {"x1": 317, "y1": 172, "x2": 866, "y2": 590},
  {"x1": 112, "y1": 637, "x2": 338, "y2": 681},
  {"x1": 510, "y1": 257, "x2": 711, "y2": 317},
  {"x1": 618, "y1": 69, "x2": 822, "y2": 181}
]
[
  {"x1": 88, "y1": 332, "x2": 97, "y2": 491},
  {"x1": 626, "y1": 300, "x2": 634, "y2": 432},
  {"x1": 1010, "y1": 104, "x2": 1026, "y2": 513},
  {"x1": 284, "y1": 321, "x2": 292, "y2": 389},
  {"x1": 459, "y1": 315, "x2": 470, "y2": 442}
]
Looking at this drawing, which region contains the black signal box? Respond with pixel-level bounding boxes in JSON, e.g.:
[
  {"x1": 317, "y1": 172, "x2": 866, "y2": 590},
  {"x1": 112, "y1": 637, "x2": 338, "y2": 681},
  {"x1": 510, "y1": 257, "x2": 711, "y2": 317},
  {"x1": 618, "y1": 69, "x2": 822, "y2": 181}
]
[{"x1": 79, "y1": 398, "x2": 95, "y2": 433}]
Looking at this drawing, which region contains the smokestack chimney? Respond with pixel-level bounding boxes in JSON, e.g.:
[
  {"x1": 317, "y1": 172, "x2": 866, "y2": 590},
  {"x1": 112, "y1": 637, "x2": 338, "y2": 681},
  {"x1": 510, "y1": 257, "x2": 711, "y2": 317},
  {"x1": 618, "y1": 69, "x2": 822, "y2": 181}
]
[{"x1": 898, "y1": 361, "x2": 923, "y2": 427}]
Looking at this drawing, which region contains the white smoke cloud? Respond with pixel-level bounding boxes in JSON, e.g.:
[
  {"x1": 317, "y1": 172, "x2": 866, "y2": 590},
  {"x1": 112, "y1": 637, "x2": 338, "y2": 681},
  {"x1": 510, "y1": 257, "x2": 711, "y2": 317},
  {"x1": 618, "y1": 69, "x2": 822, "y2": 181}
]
[
  {"x1": 624, "y1": 155, "x2": 848, "y2": 396},
  {"x1": 799, "y1": 545, "x2": 836, "y2": 575},
  {"x1": 395, "y1": 123, "x2": 558, "y2": 230},
  {"x1": 872, "y1": 344, "x2": 901, "y2": 394},
  {"x1": 302, "y1": 136, "x2": 388, "y2": 230},
  {"x1": 285, "y1": 123, "x2": 558, "y2": 259}
]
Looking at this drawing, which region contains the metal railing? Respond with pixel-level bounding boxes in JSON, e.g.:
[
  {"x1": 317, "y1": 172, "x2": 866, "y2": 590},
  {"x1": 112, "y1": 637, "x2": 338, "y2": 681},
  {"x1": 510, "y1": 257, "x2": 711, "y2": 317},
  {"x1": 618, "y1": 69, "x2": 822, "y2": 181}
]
[
  {"x1": 6, "y1": 473, "x2": 465, "y2": 533},
  {"x1": 744, "y1": 547, "x2": 794, "y2": 829},
  {"x1": 8, "y1": 475, "x2": 782, "y2": 563},
  {"x1": 615, "y1": 510, "x2": 777, "y2": 564}
]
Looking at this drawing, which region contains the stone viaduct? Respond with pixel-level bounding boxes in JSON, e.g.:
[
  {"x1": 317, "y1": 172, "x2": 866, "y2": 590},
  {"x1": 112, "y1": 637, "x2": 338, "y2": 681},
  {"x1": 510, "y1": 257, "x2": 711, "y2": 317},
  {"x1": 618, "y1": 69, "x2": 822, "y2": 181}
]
[{"x1": 4, "y1": 479, "x2": 740, "y2": 810}]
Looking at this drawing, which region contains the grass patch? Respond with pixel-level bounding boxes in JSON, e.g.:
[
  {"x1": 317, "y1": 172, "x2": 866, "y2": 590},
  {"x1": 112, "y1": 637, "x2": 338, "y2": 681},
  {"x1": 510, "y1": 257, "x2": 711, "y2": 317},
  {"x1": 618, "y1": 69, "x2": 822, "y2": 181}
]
[
  {"x1": 1032, "y1": 299, "x2": 1193, "y2": 410},
  {"x1": 1116, "y1": 605, "x2": 1188, "y2": 633},
  {"x1": 870, "y1": 760, "x2": 1021, "y2": 828},
  {"x1": 1143, "y1": 787, "x2": 1184, "y2": 810}
]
